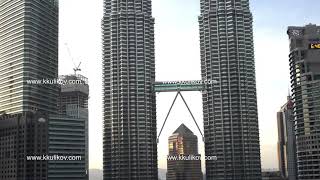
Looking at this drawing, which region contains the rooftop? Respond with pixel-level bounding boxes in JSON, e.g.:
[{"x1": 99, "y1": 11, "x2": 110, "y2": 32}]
[{"x1": 173, "y1": 123, "x2": 194, "y2": 135}]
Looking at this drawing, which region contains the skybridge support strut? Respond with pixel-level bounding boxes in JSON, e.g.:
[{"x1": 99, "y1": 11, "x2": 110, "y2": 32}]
[
  {"x1": 157, "y1": 92, "x2": 179, "y2": 143},
  {"x1": 157, "y1": 91, "x2": 205, "y2": 143},
  {"x1": 179, "y1": 92, "x2": 205, "y2": 142}
]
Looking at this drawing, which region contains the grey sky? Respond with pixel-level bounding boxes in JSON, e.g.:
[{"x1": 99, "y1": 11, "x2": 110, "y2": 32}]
[{"x1": 59, "y1": 0, "x2": 320, "y2": 170}]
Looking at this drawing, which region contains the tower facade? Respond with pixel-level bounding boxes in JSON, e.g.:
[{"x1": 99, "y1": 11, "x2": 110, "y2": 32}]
[
  {"x1": 199, "y1": 0, "x2": 261, "y2": 179},
  {"x1": 277, "y1": 96, "x2": 297, "y2": 180},
  {"x1": 0, "y1": 0, "x2": 59, "y2": 114},
  {"x1": 167, "y1": 124, "x2": 202, "y2": 180},
  {"x1": 102, "y1": 0, "x2": 157, "y2": 179},
  {"x1": 288, "y1": 24, "x2": 320, "y2": 179}
]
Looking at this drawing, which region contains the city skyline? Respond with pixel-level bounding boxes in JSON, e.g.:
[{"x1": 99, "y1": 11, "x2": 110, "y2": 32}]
[
  {"x1": 58, "y1": 0, "x2": 320, "y2": 172},
  {"x1": 102, "y1": 0, "x2": 262, "y2": 178}
]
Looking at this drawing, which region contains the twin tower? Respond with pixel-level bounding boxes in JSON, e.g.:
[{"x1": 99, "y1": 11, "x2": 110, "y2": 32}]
[{"x1": 102, "y1": 0, "x2": 261, "y2": 179}]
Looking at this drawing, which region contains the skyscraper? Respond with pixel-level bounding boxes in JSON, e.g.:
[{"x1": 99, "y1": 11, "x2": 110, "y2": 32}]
[
  {"x1": 0, "y1": 0, "x2": 59, "y2": 114},
  {"x1": 287, "y1": 24, "x2": 320, "y2": 179},
  {"x1": 199, "y1": 0, "x2": 262, "y2": 179},
  {"x1": 277, "y1": 96, "x2": 297, "y2": 180},
  {"x1": 167, "y1": 124, "x2": 202, "y2": 180},
  {"x1": 102, "y1": 0, "x2": 157, "y2": 179}
]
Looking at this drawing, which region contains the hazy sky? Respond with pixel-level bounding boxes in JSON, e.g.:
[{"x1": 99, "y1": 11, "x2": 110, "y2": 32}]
[{"x1": 59, "y1": 0, "x2": 320, "y2": 170}]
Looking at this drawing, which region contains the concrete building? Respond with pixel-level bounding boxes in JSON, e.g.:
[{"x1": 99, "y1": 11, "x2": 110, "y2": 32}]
[
  {"x1": 277, "y1": 96, "x2": 297, "y2": 180},
  {"x1": 0, "y1": 0, "x2": 59, "y2": 114},
  {"x1": 48, "y1": 74, "x2": 89, "y2": 180},
  {"x1": 0, "y1": 111, "x2": 49, "y2": 180},
  {"x1": 287, "y1": 24, "x2": 320, "y2": 179},
  {"x1": 102, "y1": 0, "x2": 157, "y2": 179},
  {"x1": 166, "y1": 124, "x2": 202, "y2": 180},
  {"x1": 199, "y1": 0, "x2": 261, "y2": 179}
]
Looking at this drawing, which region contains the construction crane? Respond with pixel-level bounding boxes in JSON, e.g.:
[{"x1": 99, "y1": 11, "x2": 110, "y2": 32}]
[
  {"x1": 73, "y1": 62, "x2": 82, "y2": 75},
  {"x1": 65, "y1": 43, "x2": 82, "y2": 75}
]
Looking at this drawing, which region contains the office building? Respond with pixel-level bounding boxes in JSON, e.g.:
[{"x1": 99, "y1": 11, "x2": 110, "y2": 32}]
[
  {"x1": 0, "y1": 111, "x2": 48, "y2": 180},
  {"x1": 167, "y1": 124, "x2": 202, "y2": 180},
  {"x1": 277, "y1": 96, "x2": 297, "y2": 180},
  {"x1": 0, "y1": 0, "x2": 59, "y2": 114},
  {"x1": 0, "y1": 1, "x2": 89, "y2": 179},
  {"x1": 287, "y1": 24, "x2": 320, "y2": 179},
  {"x1": 199, "y1": 0, "x2": 261, "y2": 179},
  {"x1": 0, "y1": 74, "x2": 89, "y2": 180},
  {"x1": 102, "y1": 0, "x2": 157, "y2": 179},
  {"x1": 48, "y1": 74, "x2": 89, "y2": 180}
]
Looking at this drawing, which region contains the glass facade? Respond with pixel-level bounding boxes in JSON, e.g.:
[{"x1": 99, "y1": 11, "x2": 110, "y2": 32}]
[
  {"x1": 0, "y1": 0, "x2": 59, "y2": 114},
  {"x1": 48, "y1": 115, "x2": 88, "y2": 180},
  {"x1": 167, "y1": 124, "x2": 203, "y2": 180}
]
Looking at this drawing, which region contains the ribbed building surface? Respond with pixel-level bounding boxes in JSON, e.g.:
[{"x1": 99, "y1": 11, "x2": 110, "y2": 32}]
[
  {"x1": 102, "y1": 0, "x2": 157, "y2": 179},
  {"x1": 287, "y1": 24, "x2": 320, "y2": 179},
  {"x1": 199, "y1": 0, "x2": 261, "y2": 179},
  {"x1": 0, "y1": 0, "x2": 59, "y2": 114}
]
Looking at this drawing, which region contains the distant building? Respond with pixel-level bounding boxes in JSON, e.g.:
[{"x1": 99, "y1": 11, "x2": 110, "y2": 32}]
[
  {"x1": 287, "y1": 24, "x2": 320, "y2": 179},
  {"x1": 0, "y1": 111, "x2": 48, "y2": 180},
  {"x1": 48, "y1": 74, "x2": 89, "y2": 180},
  {"x1": 167, "y1": 124, "x2": 202, "y2": 180},
  {"x1": 277, "y1": 96, "x2": 297, "y2": 180},
  {"x1": 262, "y1": 171, "x2": 284, "y2": 180}
]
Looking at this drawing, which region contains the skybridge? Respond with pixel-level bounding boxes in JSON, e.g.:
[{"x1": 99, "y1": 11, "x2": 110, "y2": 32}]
[
  {"x1": 153, "y1": 80, "x2": 215, "y2": 92},
  {"x1": 154, "y1": 80, "x2": 217, "y2": 143}
]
